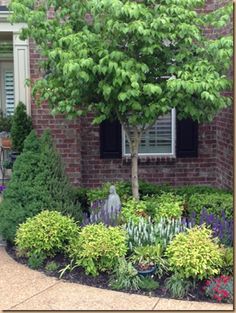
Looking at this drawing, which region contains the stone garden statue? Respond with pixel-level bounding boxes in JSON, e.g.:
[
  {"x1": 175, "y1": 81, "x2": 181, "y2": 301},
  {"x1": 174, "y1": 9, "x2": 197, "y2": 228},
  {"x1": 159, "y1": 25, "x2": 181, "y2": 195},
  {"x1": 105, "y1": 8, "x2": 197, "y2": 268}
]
[{"x1": 105, "y1": 185, "x2": 121, "y2": 214}]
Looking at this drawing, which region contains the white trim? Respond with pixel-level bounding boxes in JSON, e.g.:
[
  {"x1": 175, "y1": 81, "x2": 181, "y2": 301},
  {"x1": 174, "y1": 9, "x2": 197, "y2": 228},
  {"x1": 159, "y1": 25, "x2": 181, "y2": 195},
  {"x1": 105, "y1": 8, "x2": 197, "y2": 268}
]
[
  {"x1": 122, "y1": 109, "x2": 176, "y2": 157},
  {"x1": 0, "y1": 15, "x2": 30, "y2": 114}
]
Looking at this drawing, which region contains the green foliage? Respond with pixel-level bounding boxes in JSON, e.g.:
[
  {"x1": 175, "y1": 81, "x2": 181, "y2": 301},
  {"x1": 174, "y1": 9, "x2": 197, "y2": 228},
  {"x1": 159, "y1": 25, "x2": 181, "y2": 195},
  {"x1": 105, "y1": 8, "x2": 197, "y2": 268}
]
[
  {"x1": 28, "y1": 253, "x2": 45, "y2": 270},
  {"x1": 165, "y1": 226, "x2": 224, "y2": 280},
  {"x1": 0, "y1": 111, "x2": 12, "y2": 132},
  {"x1": 15, "y1": 210, "x2": 79, "y2": 259},
  {"x1": 139, "y1": 277, "x2": 159, "y2": 291},
  {"x1": 0, "y1": 130, "x2": 42, "y2": 242},
  {"x1": 130, "y1": 245, "x2": 162, "y2": 266},
  {"x1": 45, "y1": 261, "x2": 60, "y2": 272},
  {"x1": 0, "y1": 130, "x2": 82, "y2": 242},
  {"x1": 165, "y1": 274, "x2": 193, "y2": 299},
  {"x1": 10, "y1": 102, "x2": 32, "y2": 153},
  {"x1": 221, "y1": 247, "x2": 233, "y2": 276},
  {"x1": 9, "y1": 0, "x2": 232, "y2": 198},
  {"x1": 87, "y1": 181, "x2": 131, "y2": 203},
  {"x1": 10, "y1": 0, "x2": 232, "y2": 124},
  {"x1": 121, "y1": 198, "x2": 148, "y2": 223},
  {"x1": 121, "y1": 193, "x2": 183, "y2": 223},
  {"x1": 173, "y1": 185, "x2": 228, "y2": 199},
  {"x1": 139, "y1": 181, "x2": 172, "y2": 198},
  {"x1": 187, "y1": 193, "x2": 233, "y2": 220},
  {"x1": 125, "y1": 217, "x2": 190, "y2": 251},
  {"x1": 72, "y1": 187, "x2": 90, "y2": 213},
  {"x1": 144, "y1": 193, "x2": 184, "y2": 222},
  {"x1": 109, "y1": 257, "x2": 142, "y2": 291},
  {"x1": 68, "y1": 223, "x2": 127, "y2": 276}
]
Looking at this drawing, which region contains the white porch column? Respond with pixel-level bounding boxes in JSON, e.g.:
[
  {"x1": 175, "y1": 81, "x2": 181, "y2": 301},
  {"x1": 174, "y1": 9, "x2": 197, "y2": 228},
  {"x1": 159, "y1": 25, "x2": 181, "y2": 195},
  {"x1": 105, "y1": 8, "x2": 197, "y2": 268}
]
[{"x1": 13, "y1": 33, "x2": 30, "y2": 114}]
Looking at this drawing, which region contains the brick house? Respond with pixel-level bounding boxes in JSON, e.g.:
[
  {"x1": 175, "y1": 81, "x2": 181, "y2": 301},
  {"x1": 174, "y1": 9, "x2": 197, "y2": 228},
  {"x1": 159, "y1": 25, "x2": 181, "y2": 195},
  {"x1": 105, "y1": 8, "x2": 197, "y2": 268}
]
[{"x1": 0, "y1": 0, "x2": 233, "y2": 190}]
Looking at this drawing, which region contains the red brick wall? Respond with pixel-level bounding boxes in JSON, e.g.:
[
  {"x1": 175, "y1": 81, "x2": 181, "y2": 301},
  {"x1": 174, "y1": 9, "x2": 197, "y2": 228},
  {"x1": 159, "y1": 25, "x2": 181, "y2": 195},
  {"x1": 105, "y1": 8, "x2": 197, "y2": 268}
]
[
  {"x1": 26, "y1": 0, "x2": 233, "y2": 190},
  {"x1": 80, "y1": 116, "x2": 218, "y2": 188}
]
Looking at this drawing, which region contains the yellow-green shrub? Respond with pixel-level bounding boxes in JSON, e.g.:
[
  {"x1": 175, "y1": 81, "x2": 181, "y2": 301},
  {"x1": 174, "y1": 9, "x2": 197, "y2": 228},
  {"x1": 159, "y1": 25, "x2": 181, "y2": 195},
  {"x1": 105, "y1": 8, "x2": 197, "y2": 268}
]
[
  {"x1": 68, "y1": 223, "x2": 128, "y2": 276},
  {"x1": 16, "y1": 210, "x2": 79, "y2": 258},
  {"x1": 165, "y1": 226, "x2": 224, "y2": 280}
]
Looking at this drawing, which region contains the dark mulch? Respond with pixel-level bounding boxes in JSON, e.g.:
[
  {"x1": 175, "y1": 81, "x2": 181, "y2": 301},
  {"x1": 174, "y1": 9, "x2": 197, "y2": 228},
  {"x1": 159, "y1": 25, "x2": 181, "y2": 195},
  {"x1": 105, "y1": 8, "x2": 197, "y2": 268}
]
[{"x1": 6, "y1": 244, "x2": 211, "y2": 303}]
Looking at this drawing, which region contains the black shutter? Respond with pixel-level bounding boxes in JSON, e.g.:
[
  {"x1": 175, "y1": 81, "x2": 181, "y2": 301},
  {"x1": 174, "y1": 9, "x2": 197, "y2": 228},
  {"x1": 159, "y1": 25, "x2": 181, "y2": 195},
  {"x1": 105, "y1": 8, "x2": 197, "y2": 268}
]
[
  {"x1": 100, "y1": 120, "x2": 122, "y2": 159},
  {"x1": 176, "y1": 118, "x2": 198, "y2": 158}
]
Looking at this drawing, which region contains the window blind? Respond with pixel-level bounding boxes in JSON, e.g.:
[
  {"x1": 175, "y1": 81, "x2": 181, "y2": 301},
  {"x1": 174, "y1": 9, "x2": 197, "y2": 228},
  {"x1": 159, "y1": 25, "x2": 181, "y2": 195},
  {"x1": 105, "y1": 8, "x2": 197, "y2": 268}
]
[
  {"x1": 4, "y1": 70, "x2": 14, "y2": 115},
  {"x1": 124, "y1": 112, "x2": 173, "y2": 155}
]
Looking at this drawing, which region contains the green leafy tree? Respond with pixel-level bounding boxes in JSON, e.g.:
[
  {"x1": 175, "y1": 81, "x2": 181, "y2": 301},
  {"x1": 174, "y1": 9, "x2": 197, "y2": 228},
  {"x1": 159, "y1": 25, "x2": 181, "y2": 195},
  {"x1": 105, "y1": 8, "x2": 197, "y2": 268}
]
[{"x1": 9, "y1": 0, "x2": 233, "y2": 199}]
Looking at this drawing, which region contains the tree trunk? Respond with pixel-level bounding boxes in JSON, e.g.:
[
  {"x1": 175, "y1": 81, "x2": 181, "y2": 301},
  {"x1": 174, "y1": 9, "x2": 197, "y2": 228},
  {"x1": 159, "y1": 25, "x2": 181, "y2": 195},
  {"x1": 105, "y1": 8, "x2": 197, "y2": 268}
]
[{"x1": 130, "y1": 137, "x2": 140, "y2": 200}]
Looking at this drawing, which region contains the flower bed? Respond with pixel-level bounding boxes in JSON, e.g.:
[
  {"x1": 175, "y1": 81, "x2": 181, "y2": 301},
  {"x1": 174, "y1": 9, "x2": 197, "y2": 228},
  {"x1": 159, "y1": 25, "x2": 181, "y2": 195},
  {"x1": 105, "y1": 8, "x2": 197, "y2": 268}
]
[{"x1": 3, "y1": 182, "x2": 234, "y2": 304}]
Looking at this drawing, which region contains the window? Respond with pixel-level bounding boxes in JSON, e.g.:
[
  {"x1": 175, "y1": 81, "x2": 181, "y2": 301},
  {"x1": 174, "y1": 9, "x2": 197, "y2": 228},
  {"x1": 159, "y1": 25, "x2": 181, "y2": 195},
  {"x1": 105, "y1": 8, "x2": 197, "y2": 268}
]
[
  {"x1": 122, "y1": 109, "x2": 176, "y2": 156},
  {"x1": 0, "y1": 62, "x2": 14, "y2": 115},
  {"x1": 0, "y1": 8, "x2": 30, "y2": 115}
]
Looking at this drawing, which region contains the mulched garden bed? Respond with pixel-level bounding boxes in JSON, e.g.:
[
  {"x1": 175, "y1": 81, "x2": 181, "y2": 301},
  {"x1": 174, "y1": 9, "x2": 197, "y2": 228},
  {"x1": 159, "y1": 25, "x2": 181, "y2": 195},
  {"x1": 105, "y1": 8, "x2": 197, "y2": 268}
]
[{"x1": 6, "y1": 244, "x2": 213, "y2": 304}]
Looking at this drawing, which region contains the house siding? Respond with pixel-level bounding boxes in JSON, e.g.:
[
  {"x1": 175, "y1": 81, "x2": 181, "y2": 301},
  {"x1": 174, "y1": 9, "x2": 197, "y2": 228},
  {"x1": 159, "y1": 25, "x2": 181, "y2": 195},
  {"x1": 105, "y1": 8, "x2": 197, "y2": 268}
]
[{"x1": 1, "y1": 0, "x2": 233, "y2": 190}]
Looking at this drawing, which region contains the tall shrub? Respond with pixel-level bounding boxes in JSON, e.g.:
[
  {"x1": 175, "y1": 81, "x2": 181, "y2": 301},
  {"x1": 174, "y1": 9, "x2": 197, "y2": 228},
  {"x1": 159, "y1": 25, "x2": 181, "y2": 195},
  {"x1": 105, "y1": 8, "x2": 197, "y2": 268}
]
[
  {"x1": 10, "y1": 102, "x2": 32, "y2": 153},
  {"x1": 0, "y1": 130, "x2": 81, "y2": 243}
]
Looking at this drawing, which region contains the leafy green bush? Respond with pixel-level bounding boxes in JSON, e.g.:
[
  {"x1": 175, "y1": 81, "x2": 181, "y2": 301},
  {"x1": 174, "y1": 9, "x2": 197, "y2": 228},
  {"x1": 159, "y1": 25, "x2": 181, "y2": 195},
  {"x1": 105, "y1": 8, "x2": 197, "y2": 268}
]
[
  {"x1": 0, "y1": 130, "x2": 82, "y2": 242},
  {"x1": 173, "y1": 185, "x2": 226, "y2": 199},
  {"x1": 121, "y1": 198, "x2": 148, "y2": 223},
  {"x1": 68, "y1": 223, "x2": 127, "y2": 276},
  {"x1": 10, "y1": 102, "x2": 32, "y2": 153},
  {"x1": 165, "y1": 226, "x2": 224, "y2": 280},
  {"x1": 144, "y1": 193, "x2": 184, "y2": 222},
  {"x1": 187, "y1": 193, "x2": 233, "y2": 220},
  {"x1": 15, "y1": 210, "x2": 79, "y2": 259},
  {"x1": 121, "y1": 193, "x2": 183, "y2": 224},
  {"x1": 109, "y1": 257, "x2": 142, "y2": 291}
]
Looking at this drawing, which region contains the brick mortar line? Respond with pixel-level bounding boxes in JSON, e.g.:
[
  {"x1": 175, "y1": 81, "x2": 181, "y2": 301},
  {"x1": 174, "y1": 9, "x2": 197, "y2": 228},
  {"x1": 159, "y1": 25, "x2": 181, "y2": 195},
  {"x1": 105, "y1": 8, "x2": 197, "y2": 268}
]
[
  {"x1": 4, "y1": 281, "x2": 61, "y2": 311},
  {"x1": 152, "y1": 298, "x2": 161, "y2": 310}
]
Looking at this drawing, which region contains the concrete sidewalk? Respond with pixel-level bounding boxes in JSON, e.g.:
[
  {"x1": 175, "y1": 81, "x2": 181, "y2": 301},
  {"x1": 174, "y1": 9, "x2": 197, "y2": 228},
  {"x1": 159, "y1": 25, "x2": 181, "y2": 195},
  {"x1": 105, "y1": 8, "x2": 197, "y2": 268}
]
[{"x1": 0, "y1": 247, "x2": 233, "y2": 311}]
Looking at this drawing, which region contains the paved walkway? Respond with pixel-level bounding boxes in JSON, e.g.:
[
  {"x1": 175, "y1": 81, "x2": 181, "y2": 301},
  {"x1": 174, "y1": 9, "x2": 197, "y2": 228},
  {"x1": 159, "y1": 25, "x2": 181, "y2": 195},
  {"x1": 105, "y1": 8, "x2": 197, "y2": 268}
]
[{"x1": 0, "y1": 247, "x2": 233, "y2": 311}]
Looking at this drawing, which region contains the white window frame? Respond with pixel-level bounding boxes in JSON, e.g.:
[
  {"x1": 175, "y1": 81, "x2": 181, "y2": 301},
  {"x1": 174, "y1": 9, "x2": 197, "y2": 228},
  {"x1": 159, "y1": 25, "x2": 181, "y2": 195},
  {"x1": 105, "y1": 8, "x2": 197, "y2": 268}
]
[
  {"x1": 122, "y1": 108, "x2": 176, "y2": 157},
  {"x1": 0, "y1": 9, "x2": 30, "y2": 115}
]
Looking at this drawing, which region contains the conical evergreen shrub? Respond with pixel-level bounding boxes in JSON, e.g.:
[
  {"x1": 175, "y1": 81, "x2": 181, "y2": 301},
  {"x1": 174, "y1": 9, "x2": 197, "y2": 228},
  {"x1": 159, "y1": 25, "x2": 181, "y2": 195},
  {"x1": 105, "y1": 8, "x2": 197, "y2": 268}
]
[
  {"x1": 0, "y1": 129, "x2": 81, "y2": 243},
  {"x1": 10, "y1": 102, "x2": 32, "y2": 153}
]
